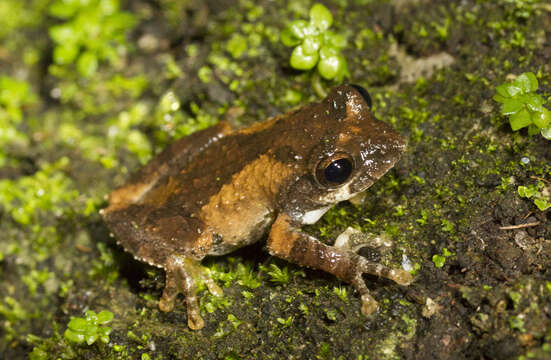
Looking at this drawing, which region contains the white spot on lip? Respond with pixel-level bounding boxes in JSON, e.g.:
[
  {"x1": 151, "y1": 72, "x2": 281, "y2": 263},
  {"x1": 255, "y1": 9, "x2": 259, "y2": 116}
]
[
  {"x1": 301, "y1": 205, "x2": 332, "y2": 224},
  {"x1": 317, "y1": 183, "x2": 360, "y2": 204}
]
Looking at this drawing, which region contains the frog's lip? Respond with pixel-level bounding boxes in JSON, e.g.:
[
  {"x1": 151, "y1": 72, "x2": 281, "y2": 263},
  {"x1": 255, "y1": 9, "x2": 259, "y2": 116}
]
[{"x1": 349, "y1": 155, "x2": 401, "y2": 194}]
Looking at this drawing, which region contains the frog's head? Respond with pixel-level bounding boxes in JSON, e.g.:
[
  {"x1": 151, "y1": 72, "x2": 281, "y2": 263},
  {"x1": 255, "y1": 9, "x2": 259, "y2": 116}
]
[{"x1": 282, "y1": 84, "x2": 406, "y2": 221}]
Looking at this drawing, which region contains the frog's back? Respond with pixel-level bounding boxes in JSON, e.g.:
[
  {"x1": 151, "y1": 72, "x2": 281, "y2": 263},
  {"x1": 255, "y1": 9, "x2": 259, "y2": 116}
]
[{"x1": 143, "y1": 108, "x2": 316, "y2": 215}]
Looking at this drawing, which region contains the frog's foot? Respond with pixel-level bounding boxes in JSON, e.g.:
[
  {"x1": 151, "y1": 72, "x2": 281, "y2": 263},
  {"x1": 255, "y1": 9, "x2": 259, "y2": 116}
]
[
  {"x1": 350, "y1": 255, "x2": 414, "y2": 316},
  {"x1": 158, "y1": 256, "x2": 221, "y2": 330},
  {"x1": 334, "y1": 227, "x2": 393, "y2": 253}
]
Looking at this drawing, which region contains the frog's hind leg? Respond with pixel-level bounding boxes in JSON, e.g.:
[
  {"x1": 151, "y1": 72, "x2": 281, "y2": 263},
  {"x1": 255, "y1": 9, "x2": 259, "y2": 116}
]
[
  {"x1": 160, "y1": 256, "x2": 222, "y2": 330},
  {"x1": 102, "y1": 204, "x2": 222, "y2": 330}
]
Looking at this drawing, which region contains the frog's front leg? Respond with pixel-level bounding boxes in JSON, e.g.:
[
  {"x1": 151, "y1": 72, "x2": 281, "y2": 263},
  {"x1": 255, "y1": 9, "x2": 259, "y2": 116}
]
[{"x1": 267, "y1": 213, "x2": 413, "y2": 316}]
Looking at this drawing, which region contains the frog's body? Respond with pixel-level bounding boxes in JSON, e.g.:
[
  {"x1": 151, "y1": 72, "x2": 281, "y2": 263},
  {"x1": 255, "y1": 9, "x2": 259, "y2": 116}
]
[{"x1": 101, "y1": 85, "x2": 412, "y2": 329}]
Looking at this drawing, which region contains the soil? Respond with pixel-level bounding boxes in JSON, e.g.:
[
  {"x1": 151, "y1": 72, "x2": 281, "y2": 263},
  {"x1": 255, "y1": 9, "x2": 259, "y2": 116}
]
[{"x1": 1, "y1": 0, "x2": 550, "y2": 359}]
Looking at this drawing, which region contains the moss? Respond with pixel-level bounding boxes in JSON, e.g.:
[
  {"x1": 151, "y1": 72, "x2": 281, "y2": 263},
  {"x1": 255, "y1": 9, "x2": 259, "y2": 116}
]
[{"x1": 1, "y1": 0, "x2": 551, "y2": 358}]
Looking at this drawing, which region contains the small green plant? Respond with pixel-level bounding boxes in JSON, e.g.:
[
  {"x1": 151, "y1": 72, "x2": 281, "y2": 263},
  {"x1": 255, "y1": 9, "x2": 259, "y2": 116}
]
[
  {"x1": 332, "y1": 286, "x2": 348, "y2": 302},
  {"x1": 493, "y1": 72, "x2": 551, "y2": 139},
  {"x1": 432, "y1": 247, "x2": 454, "y2": 268},
  {"x1": 276, "y1": 316, "x2": 294, "y2": 327},
  {"x1": 260, "y1": 263, "x2": 291, "y2": 284},
  {"x1": 0, "y1": 157, "x2": 79, "y2": 225},
  {"x1": 281, "y1": 3, "x2": 349, "y2": 82},
  {"x1": 48, "y1": 0, "x2": 137, "y2": 77},
  {"x1": 0, "y1": 76, "x2": 37, "y2": 166},
  {"x1": 64, "y1": 310, "x2": 114, "y2": 345},
  {"x1": 518, "y1": 180, "x2": 551, "y2": 211}
]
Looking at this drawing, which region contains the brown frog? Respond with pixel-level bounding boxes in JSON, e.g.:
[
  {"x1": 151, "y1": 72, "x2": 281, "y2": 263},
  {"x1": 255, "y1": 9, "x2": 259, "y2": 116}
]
[{"x1": 101, "y1": 84, "x2": 412, "y2": 330}]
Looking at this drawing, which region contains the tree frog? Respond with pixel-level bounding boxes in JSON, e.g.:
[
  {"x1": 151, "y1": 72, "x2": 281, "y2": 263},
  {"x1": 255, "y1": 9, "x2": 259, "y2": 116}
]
[{"x1": 101, "y1": 85, "x2": 412, "y2": 330}]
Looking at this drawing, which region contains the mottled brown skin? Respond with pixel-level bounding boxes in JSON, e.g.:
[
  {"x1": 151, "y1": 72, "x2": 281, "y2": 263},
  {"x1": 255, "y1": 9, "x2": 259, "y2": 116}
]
[{"x1": 101, "y1": 85, "x2": 412, "y2": 330}]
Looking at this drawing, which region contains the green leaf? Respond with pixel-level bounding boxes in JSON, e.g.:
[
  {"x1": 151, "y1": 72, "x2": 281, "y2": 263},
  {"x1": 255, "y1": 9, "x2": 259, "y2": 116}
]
[
  {"x1": 286, "y1": 20, "x2": 309, "y2": 40},
  {"x1": 532, "y1": 107, "x2": 550, "y2": 129},
  {"x1": 518, "y1": 185, "x2": 535, "y2": 198},
  {"x1": 495, "y1": 84, "x2": 512, "y2": 98},
  {"x1": 302, "y1": 36, "x2": 321, "y2": 55},
  {"x1": 85, "y1": 333, "x2": 99, "y2": 346},
  {"x1": 53, "y1": 45, "x2": 79, "y2": 65},
  {"x1": 280, "y1": 27, "x2": 301, "y2": 47},
  {"x1": 317, "y1": 54, "x2": 341, "y2": 80},
  {"x1": 98, "y1": 326, "x2": 113, "y2": 337},
  {"x1": 100, "y1": 335, "x2": 110, "y2": 344},
  {"x1": 85, "y1": 310, "x2": 97, "y2": 321},
  {"x1": 96, "y1": 311, "x2": 114, "y2": 324},
  {"x1": 501, "y1": 98, "x2": 523, "y2": 115},
  {"x1": 64, "y1": 329, "x2": 85, "y2": 344},
  {"x1": 226, "y1": 34, "x2": 248, "y2": 59},
  {"x1": 49, "y1": 25, "x2": 76, "y2": 44},
  {"x1": 523, "y1": 93, "x2": 544, "y2": 113},
  {"x1": 534, "y1": 199, "x2": 551, "y2": 211},
  {"x1": 319, "y1": 46, "x2": 338, "y2": 59},
  {"x1": 509, "y1": 108, "x2": 532, "y2": 131},
  {"x1": 493, "y1": 93, "x2": 508, "y2": 103},
  {"x1": 68, "y1": 317, "x2": 89, "y2": 331},
  {"x1": 541, "y1": 125, "x2": 551, "y2": 140},
  {"x1": 516, "y1": 72, "x2": 538, "y2": 93},
  {"x1": 290, "y1": 44, "x2": 319, "y2": 70},
  {"x1": 432, "y1": 254, "x2": 446, "y2": 268},
  {"x1": 309, "y1": 3, "x2": 333, "y2": 31},
  {"x1": 503, "y1": 83, "x2": 523, "y2": 97},
  {"x1": 77, "y1": 52, "x2": 98, "y2": 77}
]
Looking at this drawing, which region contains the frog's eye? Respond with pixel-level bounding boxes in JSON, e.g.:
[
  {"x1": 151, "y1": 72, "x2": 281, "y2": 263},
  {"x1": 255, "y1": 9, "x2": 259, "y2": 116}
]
[
  {"x1": 350, "y1": 84, "x2": 372, "y2": 108},
  {"x1": 316, "y1": 153, "x2": 354, "y2": 187}
]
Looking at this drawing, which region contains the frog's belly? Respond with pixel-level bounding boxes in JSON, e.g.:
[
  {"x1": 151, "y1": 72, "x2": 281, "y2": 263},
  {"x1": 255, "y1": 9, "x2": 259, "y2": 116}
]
[{"x1": 207, "y1": 212, "x2": 274, "y2": 256}]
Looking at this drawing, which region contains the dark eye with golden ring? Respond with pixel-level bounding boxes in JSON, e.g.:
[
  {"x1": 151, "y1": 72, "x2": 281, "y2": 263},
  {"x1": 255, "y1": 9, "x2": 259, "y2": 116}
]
[
  {"x1": 315, "y1": 153, "x2": 354, "y2": 187},
  {"x1": 350, "y1": 84, "x2": 372, "y2": 108}
]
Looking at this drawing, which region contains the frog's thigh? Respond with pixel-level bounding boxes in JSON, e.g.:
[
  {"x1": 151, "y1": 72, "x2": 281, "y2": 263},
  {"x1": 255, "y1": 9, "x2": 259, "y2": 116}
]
[
  {"x1": 103, "y1": 204, "x2": 212, "y2": 264},
  {"x1": 104, "y1": 205, "x2": 221, "y2": 329}
]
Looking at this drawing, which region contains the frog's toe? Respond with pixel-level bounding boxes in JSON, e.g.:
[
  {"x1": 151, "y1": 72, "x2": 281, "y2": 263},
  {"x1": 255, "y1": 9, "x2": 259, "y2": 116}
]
[
  {"x1": 159, "y1": 285, "x2": 177, "y2": 312},
  {"x1": 360, "y1": 293, "x2": 379, "y2": 316},
  {"x1": 357, "y1": 257, "x2": 413, "y2": 286},
  {"x1": 186, "y1": 294, "x2": 204, "y2": 330},
  {"x1": 206, "y1": 279, "x2": 223, "y2": 297},
  {"x1": 159, "y1": 255, "x2": 207, "y2": 330},
  {"x1": 201, "y1": 268, "x2": 223, "y2": 297},
  {"x1": 334, "y1": 227, "x2": 393, "y2": 253},
  {"x1": 390, "y1": 269, "x2": 414, "y2": 286}
]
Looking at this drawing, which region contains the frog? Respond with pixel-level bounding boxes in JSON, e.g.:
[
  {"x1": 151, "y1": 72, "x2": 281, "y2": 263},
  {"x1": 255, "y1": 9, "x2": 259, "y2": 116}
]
[{"x1": 100, "y1": 84, "x2": 412, "y2": 330}]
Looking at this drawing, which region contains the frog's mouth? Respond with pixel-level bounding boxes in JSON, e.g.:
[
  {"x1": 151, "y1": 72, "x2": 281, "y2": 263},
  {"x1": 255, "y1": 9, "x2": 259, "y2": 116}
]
[{"x1": 317, "y1": 179, "x2": 368, "y2": 205}]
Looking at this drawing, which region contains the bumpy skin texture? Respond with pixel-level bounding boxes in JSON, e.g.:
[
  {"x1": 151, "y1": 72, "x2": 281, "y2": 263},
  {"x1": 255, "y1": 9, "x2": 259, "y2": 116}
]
[{"x1": 101, "y1": 85, "x2": 412, "y2": 330}]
